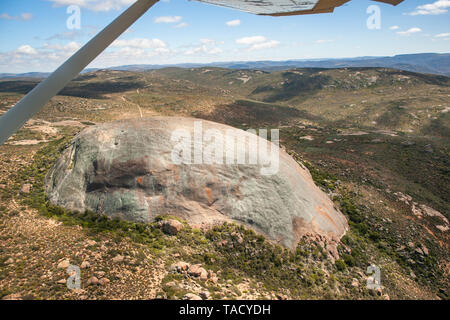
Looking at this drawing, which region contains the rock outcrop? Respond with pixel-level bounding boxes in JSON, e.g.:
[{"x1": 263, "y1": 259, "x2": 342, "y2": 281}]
[{"x1": 45, "y1": 117, "x2": 348, "y2": 248}]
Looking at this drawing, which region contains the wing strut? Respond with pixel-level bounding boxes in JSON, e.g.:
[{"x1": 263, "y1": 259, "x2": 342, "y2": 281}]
[{"x1": 0, "y1": 0, "x2": 158, "y2": 145}]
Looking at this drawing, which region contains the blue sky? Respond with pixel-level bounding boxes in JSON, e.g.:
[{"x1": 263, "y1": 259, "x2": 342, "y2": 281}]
[{"x1": 0, "y1": 0, "x2": 449, "y2": 73}]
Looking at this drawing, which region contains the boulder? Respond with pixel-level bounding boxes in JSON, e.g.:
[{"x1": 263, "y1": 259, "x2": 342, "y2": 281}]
[
  {"x1": 200, "y1": 291, "x2": 211, "y2": 300},
  {"x1": 20, "y1": 183, "x2": 32, "y2": 194},
  {"x1": 209, "y1": 271, "x2": 219, "y2": 284},
  {"x1": 183, "y1": 293, "x2": 202, "y2": 301},
  {"x1": 2, "y1": 293, "x2": 24, "y2": 300},
  {"x1": 57, "y1": 259, "x2": 70, "y2": 269},
  {"x1": 161, "y1": 219, "x2": 184, "y2": 235},
  {"x1": 188, "y1": 264, "x2": 208, "y2": 279},
  {"x1": 112, "y1": 255, "x2": 124, "y2": 263},
  {"x1": 170, "y1": 261, "x2": 190, "y2": 272},
  {"x1": 45, "y1": 117, "x2": 348, "y2": 248},
  {"x1": 87, "y1": 276, "x2": 99, "y2": 286},
  {"x1": 199, "y1": 270, "x2": 208, "y2": 281}
]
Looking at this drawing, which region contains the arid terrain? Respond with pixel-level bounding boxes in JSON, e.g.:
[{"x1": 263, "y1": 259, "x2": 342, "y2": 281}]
[{"x1": 0, "y1": 66, "x2": 448, "y2": 300}]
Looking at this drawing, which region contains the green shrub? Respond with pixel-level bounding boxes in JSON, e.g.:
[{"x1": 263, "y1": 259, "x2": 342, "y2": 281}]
[
  {"x1": 342, "y1": 254, "x2": 356, "y2": 267},
  {"x1": 335, "y1": 259, "x2": 347, "y2": 271}
]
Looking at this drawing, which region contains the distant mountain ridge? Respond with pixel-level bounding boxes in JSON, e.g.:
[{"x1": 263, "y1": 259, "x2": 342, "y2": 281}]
[
  {"x1": 0, "y1": 72, "x2": 53, "y2": 79},
  {"x1": 1, "y1": 53, "x2": 449, "y2": 79}
]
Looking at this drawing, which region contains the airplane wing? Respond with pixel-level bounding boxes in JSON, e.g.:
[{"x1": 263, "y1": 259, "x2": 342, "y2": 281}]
[
  {"x1": 193, "y1": 0, "x2": 404, "y2": 16},
  {"x1": 0, "y1": 0, "x2": 404, "y2": 145}
]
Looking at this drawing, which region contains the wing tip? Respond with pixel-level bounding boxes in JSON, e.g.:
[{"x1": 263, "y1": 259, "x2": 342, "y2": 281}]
[{"x1": 372, "y1": 0, "x2": 404, "y2": 6}]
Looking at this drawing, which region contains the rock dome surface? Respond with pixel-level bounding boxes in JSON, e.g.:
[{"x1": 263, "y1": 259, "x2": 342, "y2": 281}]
[{"x1": 45, "y1": 117, "x2": 348, "y2": 248}]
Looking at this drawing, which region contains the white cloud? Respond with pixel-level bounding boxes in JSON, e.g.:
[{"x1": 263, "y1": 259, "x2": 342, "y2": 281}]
[
  {"x1": 184, "y1": 39, "x2": 224, "y2": 55},
  {"x1": 0, "y1": 41, "x2": 82, "y2": 72},
  {"x1": 315, "y1": 39, "x2": 333, "y2": 44},
  {"x1": 408, "y1": 0, "x2": 450, "y2": 16},
  {"x1": 41, "y1": 42, "x2": 81, "y2": 56},
  {"x1": 154, "y1": 47, "x2": 171, "y2": 54},
  {"x1": 389, "y1": 25, "x2": 400, "y2": 30},
  {"x1": 184, "y1": 45, "x2": 223, "y2": 55},
  {"x1": 0, "y1": 12, "x2": 33, "y2": 21},
  {"x1": 0, "y1": 13, "x2": 13, "y2": 20},
  {"x1": 154, "y1": 16, "x2": 182, "y2": 23},
  {"x1": 92, "y1": 46, "x2": 173, "y2": 68},
  {"x1": 206, "y1": 47, "x2": 223, "y2": 54},
  {"x1": 174, "y1": 22, "x2": 188, "y2": 28},
  {"x1": 64, "y1": 41, "x2": 82, "y2": 51},
  {"x1": 99, "y1": 38, "x2": 172, "y2": 65},
  {"x1": 236, "y1": 36, "x2": 280, "y2": 51},
  {"x1": 111, "y1": 38, "x2": 167, "y2": 49},
  {"x1": 0, "y1": 36, "x2": 175, "y2": 73},
  {"x1": 46, "y1": 31, "x2": 83, "y2": 41},
  {"x1": 248, "y1": 40, "x2": 279, "y2": 51},
  {"x1": 433, "y1": 32, "x2": 450, "y2": 40},
  {"x1": 397, "y1": 27, "x2": 422, "y2": 36},
  {"x1": 20, "y1": 13, "x2": 33, "y2": 21},
  {"x1": 435, "y1": 32, "x2": 450, "y2": 37},
  {"x1": 199, "y1": 39, "x2": 223, "y2": 45},
  {"x1": 45, "y1": 26, "x2": 99, "y2": 41},
  {"x1": 16, "y1": 45, "x2": 38, "y2": 55},
  {"x1": 226, "y1": 19, "x2": 241, "y2": 27},
  {"x1": 47, "y1": 0, "x2": 136, "y2": 12},
  {"x1": 236, "y1": 36, "x2": 267, "y2": 45}
]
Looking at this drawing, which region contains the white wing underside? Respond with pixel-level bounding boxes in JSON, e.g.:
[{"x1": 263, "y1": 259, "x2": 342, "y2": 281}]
[
  {"x1": 193, "y1": 0, "x2": 403, "y2": 16},
  {"x1": 194, "y1": 0, "x2": 320, "y2": 15}
]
